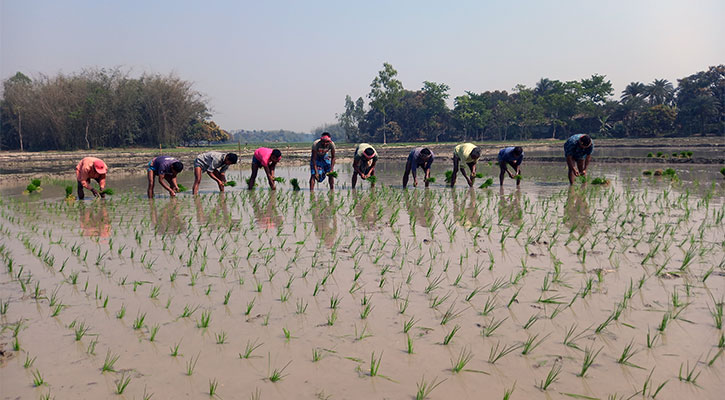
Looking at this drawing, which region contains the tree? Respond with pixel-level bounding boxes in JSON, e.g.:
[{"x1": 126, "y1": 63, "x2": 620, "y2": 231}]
[
  {"x1": 338, "y1": 95, "x2": 365, "y2": 141},
  {"x1": 676, "y1": 65, "x2": 724, "y2": 135},
  {"x1": 421, "y1": 81, "x2": 450, "y2": 141},
  {"x1": 534, "y1": 79, "x2": 579, "y2": 138},
  {"x1": 2, "y1": 72, "x2": 32, "y2": 151},
  {"x1": 621, "y1": 82, "x2": 647, "y2": 102},
  {"x1": 645, "y1": 79, "x2": 675, "y2": 106},
  {"x1": 636, "y1": 105, "x2": 677, "y2": 137},
  {"x1": 367, "y1": 63, "x2": 403, "y2": 144},
  {"x1": 452, "y1": 92, "x2": 491, "y2": 141}
]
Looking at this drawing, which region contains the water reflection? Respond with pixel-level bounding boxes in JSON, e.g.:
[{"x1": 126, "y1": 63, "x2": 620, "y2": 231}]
[
  {"x1": 564, "y1": 186, "x2": 591, "y2": 236},
  {"x1": 194, "y1": 193, "x2": 234, "y2": 229},
  {"x1": 498, "y1": 187, "x2": 523, "y2": 226},
  {"x1": 452, "y1": 188, "x2": 481, "y2": 228},
  {"x1": 79, "y1": 201, "x2": 111, "y2": 237},
  {"x1": 403, "y1": 190, "x2": 435, "y2": 229},
  {"x1": 149, "y1": 198, "x2": 186, "y2": 234},
  {"x1": 250, "y1": 190, "x2": 283, "y2": 230},
  {"x1": 353, "y1": 190, "x2": 380, "y2": 229},
  {"x1": 310, "y1": 192, "x2": 338, "y2": 247}
]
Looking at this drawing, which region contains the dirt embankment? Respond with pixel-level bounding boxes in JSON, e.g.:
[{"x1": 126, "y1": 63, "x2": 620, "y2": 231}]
[{"x1": 1, "y1": 137, "x2": 722, "y2": 184}]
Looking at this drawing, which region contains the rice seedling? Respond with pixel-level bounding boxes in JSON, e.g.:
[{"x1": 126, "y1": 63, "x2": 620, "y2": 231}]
[
  {"x1": 32, "y1": 369, "x2": 44, "y2": 386},
  {"x1": 74, "y1": 321, "x2": 89, "y2": 341},
  {"x1": 102, "y1": 350, "x2": 120, "y2": 372},
  {"x1": 403, "y1": 316, "x2": 418, "y2": 333},
  {"x1": 443, "y1": 325, "x2": 460, "y2": 345},
  {"x1": 451, "y1": 347, "x2": 474, "y2": 373},
  {"x1": 406, "y1": 334, "x2": 414, "y2": 354},
  {"x1": 197, "y1": 310, "x2": 211, "y2": 328},
  {"x1": 23, "y1": 353, "x2": 37, "y2": 368},
  {"x1": 240, "y1": 339, "x2": 263, "y2": 359},
  {"x1": 368, "y1": 351, "x2": 383, "y2": 376},
  {"x1": 208, "y1": 378, "x2": 219, "y2": 397},
  {"x1": 186, "y1": 353, "x2": 200, "y2": 375},
  {"x1": 149, "y1": 324, "x2": 160, "y2": 341},
  {"x1": 415, "y1": 376, "x2": 445, "y2": 400},
  {"x1": 488, "y1": 341, "x2": 521, "y2": 364},
  {"x1": 482, "y1": 316, "x2": 507, "y2": 337},
  {"x1": 678, "y1": 360, "x2": 702, "y2": 384},
  {"x1": 577, "y1": 345, "x2": 603, "y2": 377},
  {"x1": 267, "y1": 356, "x2": 292, "y2": 382},
  {"x1": 224, "y1": 180, "x2": 237, "y2": 187},
  {"x1": 132, "y1": 312, "x2": 147, "y2": 330},
  {"x1": 616, "y1": 339, "x2": 642, "y2": 368},
  {"x1": 290, "y1": 178, "x2": 301, "y2": 191},
  {"x1": 115, "y1": 372, "x2": 132, "y2": 394},
  {"x1": 537, "y1": 361, "x2": 562, "y2": 391},
  {"x1": 521, "y1": 333, "x2": 549, "y2": 355},
  {"x1": 170, "y1": 341, "x2": 182, "y2": 357}
]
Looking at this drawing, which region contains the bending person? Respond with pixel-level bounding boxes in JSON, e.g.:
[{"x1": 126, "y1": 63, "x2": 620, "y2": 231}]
[
  {"x1": 310, "y1": 132, "x2": 336, "y2": 190},
  {"x1": 498, "y1": 146, "x2": 523, "y2": 186},
  {"x1": 147, "y1": 156, "x2": 184, "y2": 198},
  {"x1": 403, "y1": 147, "x2": 434, "y2": 188},
  {"x1": 248, "y1": 147, "x2": 282, "y2": 190},
  {"x1": 76, "y1": 157, "x2": 107, "y2": 200},
  {"x1": 352, "y1": 143, "x2": 378, "y2": 189},
  {"x1": 451, "y1": 143, "x2": 481, "y2": 188},
  {"x1": 564, "y1": 134, "x2": 593, "y2": 184},
  {"x1": 192, "y1": 152, "x2": 238, "y2": 194}
]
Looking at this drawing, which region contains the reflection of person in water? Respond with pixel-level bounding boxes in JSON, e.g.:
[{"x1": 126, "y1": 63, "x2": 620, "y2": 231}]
[
  {"x1": 353, "y1": 189, "x2": 380, "y2": 229},
  {"x1": 194, "y1": 192, "x2": 233, "y2": 228},
  {"x1": 564, "y1": 186, "x2": 591, "y2": 236},
  {"x1": 403, "y1": 189, "x2": 434, "y2": 229},
  {"x1": 79, "y1": 201, "x2": 111, "y2": 237},
  {"x1": 498, "y1": 187, "x2": 523, "y2": 226},
  {"x1": 250, "y1": 190, "x2": 283, "y2": 230},
  {"x1": 310, "y1": 192, "x2": 338, "y2": 247},
  {"x1": 149, "y1": 198, "x2": 185, "y2": 234},
  {"x1": 451, "y1": 188, "x2": 481, "y2": 227}
]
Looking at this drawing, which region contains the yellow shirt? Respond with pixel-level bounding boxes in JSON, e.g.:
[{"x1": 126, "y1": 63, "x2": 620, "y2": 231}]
[{"x1": 454, "y1": 143, "x2": 478, "y2": 164}]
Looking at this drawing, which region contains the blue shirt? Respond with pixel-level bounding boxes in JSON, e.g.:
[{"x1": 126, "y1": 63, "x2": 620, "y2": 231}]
[
  {"x1": 498, "y1": 147, "x2": 523, "y2": 164},
  {"x1": 408, "y1": 148, "x2": 434, "y2": 169},
  {"x1": 564, "y1": 134, "x2": 593, "y2": 160}
]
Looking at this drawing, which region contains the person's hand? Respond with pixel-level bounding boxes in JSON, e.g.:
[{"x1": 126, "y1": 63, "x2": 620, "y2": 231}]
[
  {"x1": 508, "y1": 171, "x2": 515, "y2": 179},
  {"x1": 413, "y1": 178, "x2": 418, "y2": 187},
  {"x1": 580, "y1": 170, "x2": 587, "y2": 176},
  {"x1": 218, "y1": 182, "x2": 225, "y2": 191},
  {"x1": 573, "y1": 170, "x2": 580, "y2": 177},
  {"x1": 466, "y1": 177, "x2": 473, "y2": 187},
  {"x1": 174, "y1": 186, "x2": 180, "y2": 193},
  {"x1": 315, "y1": 173, "x2": 320, "y2": 181},
  {"x1": 91, "y1": 188, "x2": 100, "y2": 197},
  {"x1": 169, "y1": 191, "x2": 176, "y2": 197}
]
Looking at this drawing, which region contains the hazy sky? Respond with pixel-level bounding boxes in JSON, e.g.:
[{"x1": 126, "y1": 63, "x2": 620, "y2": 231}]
[{"x1": 2, "y1": 0, "x2": 723, "y2": 132}]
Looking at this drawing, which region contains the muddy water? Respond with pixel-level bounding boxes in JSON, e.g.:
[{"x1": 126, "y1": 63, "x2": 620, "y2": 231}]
[{"x1": 1, "y1": 162, "x2": 724, "y2": 400}]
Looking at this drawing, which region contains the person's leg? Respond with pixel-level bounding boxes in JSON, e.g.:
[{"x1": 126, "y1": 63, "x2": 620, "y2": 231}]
[
  {"x1": 498, "y1": 162, "x2": 506, "y2": 185},
  {"x1": 402, "y1": 160, "x2": 412, "y2": 188},
  {"x1": 351, "y1": 170, "x2": 358, "y2": 189},
  {"x1": 248, "y1": 163, "x2": 259, "y2": 189},
  {"x1": 451, "y1": 156, "x2": 459, "y2": 187},
  {"x1": 147, "y1": 170, "x2": 155, "y2": 198},
  {"x1": 193, "y1": 167, "x2": 203, "y2": 194},
  {"x1": 309, "y1": 160, "x2": 316, "y2": 191},
  {"x1": 77, "y1": 181, "x2": 85, "y2": 200}
]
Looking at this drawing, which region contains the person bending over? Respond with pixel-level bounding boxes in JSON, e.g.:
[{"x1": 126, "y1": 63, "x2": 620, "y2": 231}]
[
  {"x1": 352, "y1": 143, "x2": 378, "y2": 189},
  {"x1": 451, "y1": 143, "x2": 481, "y2": 188},
  {"x1": 76, "y1": 157, "x2": 107, "y2": 200},
  {"x1": 147, "y1": 156, "x2": 183, "y2": 198},
  {"x1": 403, "y1": 147, "x2": 434, "y2": 188},
  {"x1": 498, "y1": 146, "x2": 523, "y2": 186},
  {"x1": 310, "y1": 132, "x2": 336, "y2": 190},
  {"x1": 248, "y1": 147, "x2": 282, "y2": 190},
  {"x1": 192, "y1": 152, "x2": 238, "y2": 194},
  {"x1": 564, "y1": 134, "x2": 593, "y2": 184}
]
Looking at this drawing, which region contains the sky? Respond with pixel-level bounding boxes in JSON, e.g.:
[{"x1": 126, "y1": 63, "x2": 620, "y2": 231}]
[{"x1": 2, "y1": 0, "x2": 724, "y2": 132}]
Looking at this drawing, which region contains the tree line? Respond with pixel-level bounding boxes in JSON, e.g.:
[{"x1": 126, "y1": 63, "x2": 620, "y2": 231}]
[
  {"x1": 338, "y1": 64, "x2": 724, "y2": 143},
  {"x1": 0, "y1": 67, "x2": 229, "y2": 151}
]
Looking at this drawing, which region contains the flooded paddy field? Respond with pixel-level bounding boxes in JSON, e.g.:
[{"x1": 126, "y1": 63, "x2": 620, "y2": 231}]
[{"x1": 1, "y1": 161, "x2": 724, "y2": 399}]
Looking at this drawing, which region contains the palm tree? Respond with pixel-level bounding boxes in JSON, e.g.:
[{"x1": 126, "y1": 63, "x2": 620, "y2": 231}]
[
  {"x1": 535, "y1": 78, "x2": 555, "y2": 96},
  {"x1": 621, "y1": 82, "x2": 646, "y2": 101},
  {"x1": 645, "y1": 79, "x2": 675, "y2": 105}
]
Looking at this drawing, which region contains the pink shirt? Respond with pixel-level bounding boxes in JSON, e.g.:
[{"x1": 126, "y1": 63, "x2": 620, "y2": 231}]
[
  {"x1": 75, "y1": 157, "x2": 107, "y2": 189},
  {"x1": 253, "y1": 147, "x2": 274, "y2": 167}
]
